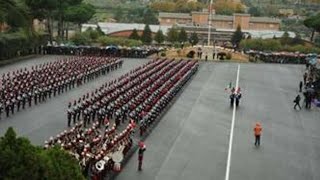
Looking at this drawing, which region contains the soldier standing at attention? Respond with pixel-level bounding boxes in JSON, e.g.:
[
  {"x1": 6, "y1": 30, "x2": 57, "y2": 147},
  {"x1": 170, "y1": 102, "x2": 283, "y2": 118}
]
[
  {"x1": 67, "y1": 102, "x2": 72, "y2": 127},
  {"x1": 138, "y1": 141, "x2": 146, "y2": 171}
]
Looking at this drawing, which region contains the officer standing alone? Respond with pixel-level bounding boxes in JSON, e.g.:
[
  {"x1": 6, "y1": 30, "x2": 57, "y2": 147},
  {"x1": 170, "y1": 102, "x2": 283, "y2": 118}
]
[
  {"x1": 254, "y1": 122, "x2": 262, "y2": 147},
  {"x1": 138, "y1": 141, "x2": 146, "y2": 171}
]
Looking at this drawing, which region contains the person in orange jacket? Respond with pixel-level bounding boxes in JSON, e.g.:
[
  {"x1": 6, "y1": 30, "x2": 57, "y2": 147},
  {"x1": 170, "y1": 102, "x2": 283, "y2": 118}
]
[{"x1": 254, "y1": 122, "x2": 262, "y2": 147}]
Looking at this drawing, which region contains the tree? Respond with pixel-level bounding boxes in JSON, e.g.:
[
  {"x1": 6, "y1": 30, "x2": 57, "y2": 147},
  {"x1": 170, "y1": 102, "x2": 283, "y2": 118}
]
[
  {"x1": 114, "y1": 6, "x2": 124, "y2": 22},
  {"x1": 141, "y1": 24, "x2": 152, "y2": 44},
  {"x1": 292, "y1": 33, "x2": 303, "y2": 45},
  {"x1": 149, "y1": 1, "x2": 177, "y2": 12},
  {"x1": 154, "y1": 29, "x2": 165, "y2": 44},
  {"x1": 280, "y1": 31, "x2": 290, "y2": 45},
  {"x1": 65, "y1": 3, "x2": 95, "y2": 32},
  {"x1": 178, "y1": 28, "x2": 188, "y2": 43},
  {"x1": 231, "y1": 25, "x2": 243, "y2": 49},
  {"x1": 40, "y1": 146, "x2": 85, "y2": 180},
  {"x1": 304, "y1": 13, "x2": 320, "y2": 42},
  {"x1": 96, "y1": 25, "x2": 105, "y2": 36},
  {"x1": 167, "y1": 27, "x2": 179, "y2": 43},
  {"x1": 0, "y1": 127, "x2": 85, "y2": 180},
  {"x1": 142, "y1": 9, "x2": 159, "y2": 25},
  {"x1": 71, "y1": 32, "x2": 91, "y2": 45},
  {"x1": 189, "y1": 32, "x2": 199, "y2": 46},
  {"x1": 248, "y1": 7, "x2": 261, "y2": 16},
  {"x1": 0, "y1": 0, "x2": 30, "y2": 31},
  {"x1": 25, "y1": 0, "x2": 59, "y2": 42},
  {"x1": 214, "y1": 0, "x2": 244, "y2": 15},
  {"x1": 129, "y1": 29, "x2": 140, "y2": 40}
]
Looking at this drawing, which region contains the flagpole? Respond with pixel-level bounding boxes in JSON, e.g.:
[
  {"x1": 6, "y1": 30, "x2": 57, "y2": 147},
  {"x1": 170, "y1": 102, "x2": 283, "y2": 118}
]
[{"x1": 207, "y1": 0, "x2": 213, "y2": 46}]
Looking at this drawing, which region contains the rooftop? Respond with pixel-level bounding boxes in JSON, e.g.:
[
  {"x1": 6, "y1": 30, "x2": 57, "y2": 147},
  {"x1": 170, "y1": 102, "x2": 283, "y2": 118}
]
[
  {"x1": 82, "y1": 23, "x2": 171, "y2": 35},
  {"x1": 212, "y1": 15, "x2": 233, "y2": 21},
  {"x1": 250, "y1": 17, "x2": 281, "y2": 23}
]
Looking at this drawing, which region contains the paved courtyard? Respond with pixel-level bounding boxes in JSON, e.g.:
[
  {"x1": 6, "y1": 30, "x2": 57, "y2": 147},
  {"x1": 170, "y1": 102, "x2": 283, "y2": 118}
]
[{"x1": 0, "y1": 56, "x2": 319, "y2": 180}]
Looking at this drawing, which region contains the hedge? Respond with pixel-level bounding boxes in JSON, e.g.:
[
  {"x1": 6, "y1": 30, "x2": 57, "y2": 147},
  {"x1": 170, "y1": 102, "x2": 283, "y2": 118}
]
[
  {"x1": 0, "y1": 30, "x2": 47, "y2": 60},
  {"x1": 240, "y1": 38, "x2": 320, "y2": 54},
  {"x1": 97, "y1": 36, "x2": 143, "y2": 47}
]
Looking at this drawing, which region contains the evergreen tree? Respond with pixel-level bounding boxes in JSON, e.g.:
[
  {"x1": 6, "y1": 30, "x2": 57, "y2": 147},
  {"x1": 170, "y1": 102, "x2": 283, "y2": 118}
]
[
  {"x1": 141, "y1": 24, "x2": 152, "y2": 44},
  {"x1": 189, "y1": 32, "x2": 199, "y2": 46},
  {"x1": 292, "y1": 33, "x2": 302, "y2": 45},
  {"x1": 280, "y1": 31, "x2": 290, "y2": 45},
  {"x1": 154, "y1": 29, "x2": 165, "y2": 44},
  {"x1": 167, "y1": 27, "x2": 179, "y2": 43},
  {"x1": 231, "y1": 25, "x2": 243, "y2": 49},
  {"x1": 178, "y1": 28, "x2": 188, "y2": 43},
  {"x1": 129, "y1": 29, "x2": 140, "y2": 40}
]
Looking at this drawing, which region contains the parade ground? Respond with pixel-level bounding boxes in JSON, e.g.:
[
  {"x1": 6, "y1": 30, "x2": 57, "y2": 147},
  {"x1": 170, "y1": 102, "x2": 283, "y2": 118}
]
[{"x1": 0, "y1": 56, "x2": 319, "y2": 180}]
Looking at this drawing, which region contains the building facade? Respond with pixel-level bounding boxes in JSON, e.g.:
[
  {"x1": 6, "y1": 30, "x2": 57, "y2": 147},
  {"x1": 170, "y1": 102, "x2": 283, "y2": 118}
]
[{"x1": 159, "y1": 10, "x2": 280, "y2": 31}]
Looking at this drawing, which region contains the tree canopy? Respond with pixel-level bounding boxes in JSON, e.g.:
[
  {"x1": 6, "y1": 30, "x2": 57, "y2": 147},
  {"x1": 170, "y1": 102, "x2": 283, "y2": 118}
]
[
  {"x1": 1, "y1": 0, "x2": 30, "y2": 31},
  {"x1": 189, "y1": 31, "x2": 199, "y2": 46},
  {"x1": 65, "y1": 3, "x2": 95, "y2": 31},
  {"x1": 167, "y1": 27, "x2": 179, "y2": 43},
  {"x1": 304, "y1": 13, "x2": 320, "y2": 41},
  {"x1": 129, "y1": 29, "x2": 140, "y2": 40},
  {"x1": 213, "y1": 0, "x2": 245, "y2": 15},
  {"x1": 178, "y1": 28, "x2": 188, "y2": 43},
  {"x1": 0, "y1": 127, "x2": 85, "y2": 180},
  {"x1": 141, "y1": 24, "x2": 152, "y2": 44},
  {"x1": 154, "y1": 29, "x2": 165, "y2": 44},
  {"x1": 150, "y1": 0, "x2": 204, "y2": 13},
  {"x1": 231, "y1": 25, "x2": 243, "y2": 49}
]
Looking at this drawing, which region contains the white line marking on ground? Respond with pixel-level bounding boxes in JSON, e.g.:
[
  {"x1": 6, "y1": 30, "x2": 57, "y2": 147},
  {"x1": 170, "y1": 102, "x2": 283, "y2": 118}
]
[{"x1": 225, "y1": 64, "x2": 240, "y2": 180}]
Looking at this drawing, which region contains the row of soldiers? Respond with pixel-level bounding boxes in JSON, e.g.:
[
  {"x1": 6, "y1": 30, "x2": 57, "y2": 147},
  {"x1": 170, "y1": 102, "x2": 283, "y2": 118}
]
[
  {"x1": 66, "y1": 59, "x2": 168, "y2": 127},
  {"x1": 138, "y1": 60, "x2": 199, "y2": 136},
  {"x1": 67, "y1": 58, "x2": 198, "y2": 134},
  {"x1": 0, "y1": 56, "x2": 123, "y2": 119}
]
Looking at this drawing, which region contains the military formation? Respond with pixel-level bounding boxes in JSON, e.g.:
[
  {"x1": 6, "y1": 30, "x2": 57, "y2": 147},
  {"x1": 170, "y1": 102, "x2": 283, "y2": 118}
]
[
  {"x1": 45, "y1": 58, "x2": 198, "y2": 179},
  {"x1": 0, "y1": 56, "x2": 123, "y2": 119}
]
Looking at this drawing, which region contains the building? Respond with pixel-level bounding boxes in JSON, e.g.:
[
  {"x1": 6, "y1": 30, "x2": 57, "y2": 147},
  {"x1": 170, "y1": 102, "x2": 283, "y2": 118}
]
[
  {"x1": 82, "y1": 23, "x2": 171, "y2": 38},
  {"x1": 159, "y1": 10, "x2": 280, "y2": 31},
  {"x1": 82, "y1": 22, "x2": 293, "y2": 45},
  {"x1": 158, "y1": 9, "x2": 281, "y2": 44}
]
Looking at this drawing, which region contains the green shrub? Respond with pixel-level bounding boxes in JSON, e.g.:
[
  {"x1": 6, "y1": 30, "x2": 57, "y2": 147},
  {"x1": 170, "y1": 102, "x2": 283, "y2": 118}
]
[
  {"x1": 97, "y1": 36, "x2": 142, "y2": 47},
  {"x1": 161, "y1": 52, "x2": 166, "y2": 57},
  {"x1": 226, "y1": 53, "x2": 232, "y2": 60},
  {"x1": 71, "y1": 32, "x2": 91, "y2": 45},
  {"x1": 240, "y1": 38, "x2": 320, "y2": 53},
  {"x1": 0, "y1": 29, "x2": 46, "y2": 60}
]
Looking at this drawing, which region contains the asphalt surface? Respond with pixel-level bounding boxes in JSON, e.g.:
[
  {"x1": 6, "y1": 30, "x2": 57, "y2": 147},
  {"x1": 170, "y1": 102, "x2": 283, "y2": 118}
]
[
  {"x1": 0, "y1": 57, "x2": 319, "y2": 180},
  {"x1": 116, "y1": 62, "x2": 320, "y2": 180}
]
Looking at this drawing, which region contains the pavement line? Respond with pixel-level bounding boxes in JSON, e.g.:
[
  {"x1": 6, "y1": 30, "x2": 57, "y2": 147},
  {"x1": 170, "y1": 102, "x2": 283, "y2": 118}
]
[{"x1": 225, "y1": 64, "x2": 240, "y2": 180}]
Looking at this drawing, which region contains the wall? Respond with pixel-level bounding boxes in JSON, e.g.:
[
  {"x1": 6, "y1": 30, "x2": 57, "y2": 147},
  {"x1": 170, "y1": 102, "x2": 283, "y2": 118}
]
[
  {"x1": 192, "y1": 13, "x2": 209, "y2": 26},
  {"x1": 249, "y1": 23, "x2": 280, "y2": 31},
  {"x1": 233, "y1": 14, "x2": 250, "y2": 29}
]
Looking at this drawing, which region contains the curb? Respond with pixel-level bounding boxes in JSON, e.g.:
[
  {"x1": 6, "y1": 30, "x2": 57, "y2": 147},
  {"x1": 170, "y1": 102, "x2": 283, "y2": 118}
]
[{"x1": 0, "y1": 55, "x2": 42, "y2": 67}]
